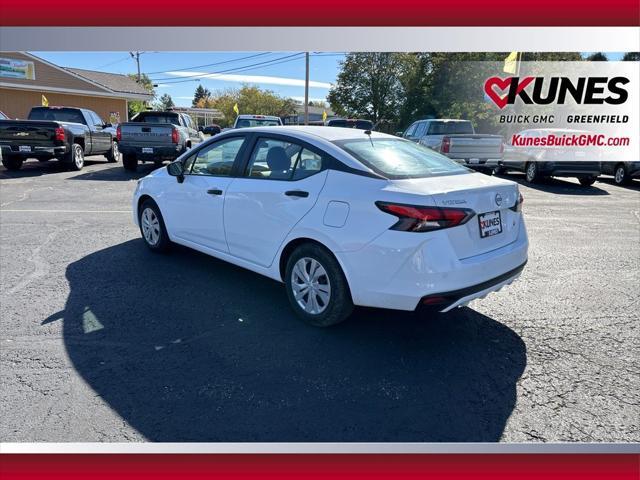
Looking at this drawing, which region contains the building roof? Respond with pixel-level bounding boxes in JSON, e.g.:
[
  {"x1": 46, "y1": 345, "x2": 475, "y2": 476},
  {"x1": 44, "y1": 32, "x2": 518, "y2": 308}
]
[{"x1": 66, "y1": 68, "x2": 153, "y2": 98}]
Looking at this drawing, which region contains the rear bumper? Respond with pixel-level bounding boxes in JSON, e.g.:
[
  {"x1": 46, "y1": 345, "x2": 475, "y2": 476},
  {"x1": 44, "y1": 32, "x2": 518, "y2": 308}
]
[
  {"x1": 451, "y1": 157, "x2": 501, "y2": 172},
  {"x1": 336, "y1": 216, "x2": 529, "y2": 311},
  {"x1": 1, "y1": 144, "x2": 67, "y2": 158},
  {"x1": 119, "y1": 144, "x2": 185, "y2": 160}
]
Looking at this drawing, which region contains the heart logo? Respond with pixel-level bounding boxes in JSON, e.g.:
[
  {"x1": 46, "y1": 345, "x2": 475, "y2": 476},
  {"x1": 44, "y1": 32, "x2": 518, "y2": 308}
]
[{"x1": 484, "y1": 76, "x2": 534, "y2": 109}]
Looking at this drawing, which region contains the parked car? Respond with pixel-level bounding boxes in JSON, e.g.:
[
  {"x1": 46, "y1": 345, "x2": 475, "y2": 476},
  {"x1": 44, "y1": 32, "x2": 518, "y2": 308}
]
[
  {"x1": 326, "y1": 118, "x2": 373, "y2": 130},
  {"x1": 500, "y1": 129, "x2": 601, "y2": 186},
  {"x1": 0, "y1": 106, "x2": 118, "y2": 171},
  {"x1": 599, "y1": 161, "x2": 640, "y2": 185},
  {"x1": 401, "y1": 119, "x2": 503, "y2": 174},
  {"x1": 117, "y1": 111, "x2": 203, "y2": 171},
  {"x1": 202, "y1": 124, "x2": 222, "y2": 136},
  {"x1": 133, "y1": 126, "x2": 528, "y2": 327},
  {"x1": 233, "y1": 115, "x2": 283, "y2": 128}
]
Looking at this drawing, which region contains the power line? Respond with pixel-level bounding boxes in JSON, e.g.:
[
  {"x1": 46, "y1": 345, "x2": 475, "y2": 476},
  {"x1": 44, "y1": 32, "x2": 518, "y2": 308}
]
[
  {"x1": 144, "y1": 52, "x2": 273, "y2": 76},
  {"x1": 96, "y1": 55, "x2": 131, "y2": 69},
  {"x1": 151, "y1": 52, "x2": 306, "y2": 84}
]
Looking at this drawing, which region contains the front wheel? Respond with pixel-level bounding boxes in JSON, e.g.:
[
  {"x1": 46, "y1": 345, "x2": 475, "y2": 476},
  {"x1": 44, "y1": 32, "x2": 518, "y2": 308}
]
[
  {"x1": 578, "y1": 176, "x2": 597, "y2": 187},
  {"x1": 138, "y1": 199, "x2": 171, "y2": 252},
  {"x1": 2, "y1": 156, "x2": 24, "y2": 171},
  {"x1": 285, "y1": 243, "x2": 353, "y2": 327}
]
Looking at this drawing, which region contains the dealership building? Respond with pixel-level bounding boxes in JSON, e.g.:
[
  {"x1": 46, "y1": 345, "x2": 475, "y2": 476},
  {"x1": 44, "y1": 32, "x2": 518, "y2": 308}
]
[{"x1": 0, "y1": 52, "x2": 153, "y2": 123}]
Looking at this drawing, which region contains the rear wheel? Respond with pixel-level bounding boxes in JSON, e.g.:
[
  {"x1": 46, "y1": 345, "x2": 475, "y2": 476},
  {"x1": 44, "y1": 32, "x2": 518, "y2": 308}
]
[
  {"x1": 614, "y1": 164, "x2": 629, "y2": 185},
  {"x1": 64, "y1": 143, "x2": 84, "y2": 171},
  {"x1": 138, "y1": 199, "x2": 171, "y2": 252},
  {"x1": 578, "y1": 176, "x2": 597, "y2": 187},
  {"x1": 1, "y1": 155, "x2": 24, "y2": 171},
  {"x1": 525, "y1": 162, "x2": 541, "y2": 183},
  {"x1": 105, "y1": 141, "x2": 119, "y2": 163},
  {"x1": 123, "y1": 154, "x2": 138, "y2": 172},
  {"x1": 285, "y1": 243, "x2": 354, "y2": 327}
]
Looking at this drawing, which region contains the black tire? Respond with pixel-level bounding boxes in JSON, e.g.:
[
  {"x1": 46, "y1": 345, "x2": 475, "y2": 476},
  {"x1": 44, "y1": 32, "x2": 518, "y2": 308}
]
[
  {"x1": 284, "y1": 243, "x2": 354, "y2": 327},
  {"x1": 63, "y1": 143, "x2": 84, "y2": 171},
  {"x1": 123, "y1": 154, "x2": 138, "y2": 172},
  {"x1": 578, "y1": 176, "x2": 597, "y2": 187},
  {"x1": 138, "y1": 199, "x2": 171, "y2": 253},
  {"x1": 494, "y1": 166, "x2": 505, "y2": 175},
  {"x1": 525, "y1": 161, "x2": 541, "y2": 183},
  {"x1": 1, "y1": 155, "x2": 24, "y2": 171},
  {"x1": 614, "y1": 164, "x2": 630, "y2": 185},
  {"x1": 105, "y1": 141, "x2": 119, "y2": 163}
]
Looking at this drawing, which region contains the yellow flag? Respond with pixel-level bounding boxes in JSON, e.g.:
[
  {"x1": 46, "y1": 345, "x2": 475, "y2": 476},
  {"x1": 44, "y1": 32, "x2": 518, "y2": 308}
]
[
  {"x1": 503, "y1": 52, "x2": 519, "y2": 74},
  {"x1": 233, "y1": 103, "x2": 239, "y2": 115},
  {"x1": 322, "y1": 110, "x2": 327, "y2": 122},
  {"x1": 41, "y1": 94, "x2": 49, "y2": 107}
]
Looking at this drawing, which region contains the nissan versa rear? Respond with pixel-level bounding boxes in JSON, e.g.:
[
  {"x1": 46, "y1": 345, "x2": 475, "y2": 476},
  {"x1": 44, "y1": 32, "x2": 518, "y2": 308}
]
[{"x1": 133, "y1": 126, "x2": 528, "y2": 326}]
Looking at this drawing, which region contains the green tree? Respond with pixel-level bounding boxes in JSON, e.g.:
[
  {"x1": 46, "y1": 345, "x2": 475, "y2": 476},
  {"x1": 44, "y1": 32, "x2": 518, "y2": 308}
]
[
  {"x1": 622, "y1": 52, "x2": 640, "y2": 61},
  {"x1": 155, "y1": 93, "x2": 175, "y2": 111},
  {"x1": 192, "y1": 84, "x2": 212, "y2": 107},
  {"x1": 585, "y1": 52, "x2": 608, "y2": 61},
  {"x1": 127, "y1": 73, "x2": 155, "y2": 118},
  {"x1": 195, "y1": 85, "x2": 296, "y2": 127},
  {"x1": 328, "y1": 53, "x2": 414, "y2": 124}
]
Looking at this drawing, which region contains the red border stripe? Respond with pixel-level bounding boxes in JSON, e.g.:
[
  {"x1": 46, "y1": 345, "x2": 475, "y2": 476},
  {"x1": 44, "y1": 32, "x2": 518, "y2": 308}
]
[
  {"x1": 1, "y1": 454, "x2": 639, "y2": 480},
  {"x1": 0, "y1": 0, "x2": 639, "y2": 26}
]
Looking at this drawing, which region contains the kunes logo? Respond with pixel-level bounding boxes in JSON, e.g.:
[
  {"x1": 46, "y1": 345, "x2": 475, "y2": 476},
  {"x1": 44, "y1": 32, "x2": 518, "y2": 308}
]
[{"x1": 484, "y1": 76, "x2": 630, "y2": 109}]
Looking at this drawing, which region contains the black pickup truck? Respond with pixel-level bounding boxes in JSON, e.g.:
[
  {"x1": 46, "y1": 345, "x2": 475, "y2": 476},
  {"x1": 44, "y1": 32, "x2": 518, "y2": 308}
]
[{"x1": 0, "y1": 106, "x2": 119, "y2": 171}]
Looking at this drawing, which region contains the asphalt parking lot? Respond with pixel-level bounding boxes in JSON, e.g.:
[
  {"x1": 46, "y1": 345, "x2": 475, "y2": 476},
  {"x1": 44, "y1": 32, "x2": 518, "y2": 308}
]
[{"x1": 0, "y1": 157, "x2": 638, "y2": 443}]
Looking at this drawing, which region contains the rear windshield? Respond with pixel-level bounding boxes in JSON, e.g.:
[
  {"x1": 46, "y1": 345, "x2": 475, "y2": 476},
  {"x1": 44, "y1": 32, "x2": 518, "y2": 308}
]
[
  {"x1": 235, "y1": 118, "x2": 281, "y2": 128},
  {"x1": 427, "y1": 121, "x2": 474, "y2": 135},
  {"x1": 328, "y1": 119, "x2": 373, "y2": 130},
  {"x1": 334, "y1": 138, "x2": 469, "y2": 179},
  {"x1": 28, "y1": 108, "x2": 85, "y2": 124},
  {"x1": 133, "y1": 113, "x2": 181, "y2": 125}
]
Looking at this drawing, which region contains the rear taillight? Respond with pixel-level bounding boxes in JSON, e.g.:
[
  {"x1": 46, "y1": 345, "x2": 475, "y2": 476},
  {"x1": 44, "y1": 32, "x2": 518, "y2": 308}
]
[
  {"x1": 116, "y1": 125, "x2": 121, "y2": 142},
  {"x1": 55, "y1": 127, "x2": 65, "y2": 142},
  {"x1": 376, "y1": 201, "x2": 475, "y2": 232},
  {"x1": 440, "y1": 137, "x2": 451, "y2": 153},
  {"x1": 171, "y1": 128, "x2": 179, "y2": 144},
  {"x1": 509, "y1": 192, "x2": 524, "y2": 213}
]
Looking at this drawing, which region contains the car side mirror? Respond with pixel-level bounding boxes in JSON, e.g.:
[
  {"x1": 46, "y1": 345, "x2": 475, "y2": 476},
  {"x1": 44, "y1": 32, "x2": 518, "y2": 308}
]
[
  {"x1": 167, "y1": 161, "x2": 185, "y2": 183},
  {"x1": 395, "y1": 131, "x2": 404, "y2": 137}
]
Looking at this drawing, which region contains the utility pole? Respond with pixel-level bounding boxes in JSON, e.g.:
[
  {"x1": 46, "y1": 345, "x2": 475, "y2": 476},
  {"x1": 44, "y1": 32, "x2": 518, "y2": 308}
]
[
  {"x1": 130, "y1": 51, "x2": 141, "y2": 83},
  {"x1": 304, "y1": 52, "x2": 309, "y2": 125}
]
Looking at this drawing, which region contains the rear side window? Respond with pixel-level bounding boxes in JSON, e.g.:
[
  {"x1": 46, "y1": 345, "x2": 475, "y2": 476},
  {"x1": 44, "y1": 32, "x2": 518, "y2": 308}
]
[
  {"x1": 245, "y1": 138, "x2": 324, "y2": 181},
  {"x1": 427, "y1": 121, "x2": 474, "y2": 135},
  {"x1": 334, "y1": 138, "x2": 469, "y2": 179}
]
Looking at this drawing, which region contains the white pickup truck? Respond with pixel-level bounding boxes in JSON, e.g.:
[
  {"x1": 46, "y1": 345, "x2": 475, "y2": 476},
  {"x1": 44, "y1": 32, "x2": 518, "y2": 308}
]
[{"x1": 402, "y1": 119, "x2": 503, "y2": 174}]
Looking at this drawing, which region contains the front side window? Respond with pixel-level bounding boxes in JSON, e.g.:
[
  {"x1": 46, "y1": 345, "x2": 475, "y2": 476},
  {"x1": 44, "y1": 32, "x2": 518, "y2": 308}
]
[
  {"x1": 403, "y1": 123, "x2": 418, "y2": 137},
  {"x1": 414, "y1": 121, "x2": 427, "y2": 137},
  {"x1": 245, "y1": 138, "x2": 324, "y2": 181},
  {"x1": 189, "y1": 137, "x2": 245, "y2": 176},
  {"x1": 334, "y1": 138, "x2": 469, "y2": 179}
]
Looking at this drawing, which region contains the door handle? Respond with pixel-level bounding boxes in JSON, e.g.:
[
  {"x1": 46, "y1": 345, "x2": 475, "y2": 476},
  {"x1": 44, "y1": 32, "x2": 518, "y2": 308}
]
[
  {"x1": 285, "y1": 190, "x2": 309, "y2": 198},
  {"x1": 207, "y1": 189, "x2": 223, "y2": 195}
]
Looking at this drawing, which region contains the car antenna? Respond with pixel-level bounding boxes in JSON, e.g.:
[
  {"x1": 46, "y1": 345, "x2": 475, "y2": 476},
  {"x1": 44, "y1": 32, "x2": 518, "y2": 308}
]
[{"x1": 364, "y1": 129, "x2": 374, "y2": 147}]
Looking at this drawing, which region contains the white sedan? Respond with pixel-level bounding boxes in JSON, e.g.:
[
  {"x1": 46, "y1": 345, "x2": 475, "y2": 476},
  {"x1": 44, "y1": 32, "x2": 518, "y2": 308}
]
[{"x1": 133, "y1": 126, "x2": 528, "y2": 327}]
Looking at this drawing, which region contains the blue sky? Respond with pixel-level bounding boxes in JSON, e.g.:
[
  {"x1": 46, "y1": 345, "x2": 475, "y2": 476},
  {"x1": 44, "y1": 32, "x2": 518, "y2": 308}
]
[
  {"x1": 32, "y1": 52, "x2": 345, "y2": 107},
  {"x1": 32, "y1": 52, "x2": 626, "y2": 107}
]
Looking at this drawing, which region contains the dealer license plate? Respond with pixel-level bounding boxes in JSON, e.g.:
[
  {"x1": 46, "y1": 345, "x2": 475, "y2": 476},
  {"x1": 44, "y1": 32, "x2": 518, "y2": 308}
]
[
  {"x1": 142, "y1": 147, "x2": 154, "y2": 154},
  {"x1": 478, "y1": 210, "x2": 502, "y2": 238},
  {"x1": 19, "y1": 146, "x2": 32, "y2": 152}
]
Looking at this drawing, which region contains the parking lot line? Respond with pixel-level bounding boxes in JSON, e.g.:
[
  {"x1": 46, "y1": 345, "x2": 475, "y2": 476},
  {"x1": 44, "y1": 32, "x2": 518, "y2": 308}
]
[{"x1": 0, "y1": 209, "x2": 131, "y2": 213}]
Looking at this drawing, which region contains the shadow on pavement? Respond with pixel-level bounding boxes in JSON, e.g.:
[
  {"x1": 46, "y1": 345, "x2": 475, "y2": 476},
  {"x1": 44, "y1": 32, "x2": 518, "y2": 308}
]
[
  {"x1": 50, "y1": 240, "x2": 527, "y2": 442},
  {"x1": 596, "y1": 177, "x2": 640, "y2": 191},
  {"x1": 496, "y1": 172, "x2": 610, "y2": 196},
  {"x1": 67, "y1": 163, "x2": 159, "y2": 181}
]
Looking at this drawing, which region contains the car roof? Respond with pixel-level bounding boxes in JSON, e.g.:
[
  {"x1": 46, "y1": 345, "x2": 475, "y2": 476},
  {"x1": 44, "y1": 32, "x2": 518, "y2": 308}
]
[{"x1": 233, "y1": 125, "x2": 395, "y2": 142}]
